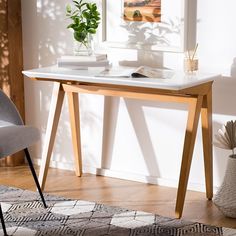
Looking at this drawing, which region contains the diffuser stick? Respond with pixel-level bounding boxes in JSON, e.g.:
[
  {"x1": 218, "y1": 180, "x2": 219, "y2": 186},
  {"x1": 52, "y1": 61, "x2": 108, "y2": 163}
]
[{"x1": 191, "y1": 43, "x2": 198, "y2": 61}]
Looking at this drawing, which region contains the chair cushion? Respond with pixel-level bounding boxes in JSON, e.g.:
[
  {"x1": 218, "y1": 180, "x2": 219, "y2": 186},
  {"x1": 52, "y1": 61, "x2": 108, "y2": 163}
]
[{"x1": 0, "y1": 125, "x2": 40, "y2": 158}]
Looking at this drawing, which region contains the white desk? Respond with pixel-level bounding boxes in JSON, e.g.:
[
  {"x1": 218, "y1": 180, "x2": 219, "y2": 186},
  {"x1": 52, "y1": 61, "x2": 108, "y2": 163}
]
[{"x1": 23, "y1": 66, "x2": 220, "y2": 218}]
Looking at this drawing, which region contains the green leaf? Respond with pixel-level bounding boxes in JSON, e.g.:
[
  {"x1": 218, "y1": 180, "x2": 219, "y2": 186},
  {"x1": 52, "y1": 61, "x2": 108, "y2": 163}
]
[
  {"x1": 82, "y1": 11, "x2": 90, "y2": 19},
  {"x1": 74, "y1": 17, "x2": 80, "y2": 24},
  {"x1": 86, "y1": 3, "x2": 92, "y2": 10},
  {"x1": 82, "y1": 8, "x2": 89, "y2": 14},
  {"x1": 80, "y1": 2, "x2": 87, "y2": 8},
  {"x1": 94, "y1": 16, "x2": 100, "y2": 21},
  {"x1": 74, "y1": 31, "x2": 87, "y2": 42},
  {"x1": 67, "y1": 23, "x2": 75, "y2": 29},
  {"x1": 91, "y1": 4, "x2": 97, "y2": 11},
  {"x1": 87, "y1": 28, "x2": 96, "y2": 34},
  {"x1": 74, "y1": 22, "x2": 86, "y2": 32},
  {"x1": 73, "y1": 0, "x2": 79, "y2": 4},
  {"x1": 66, "y1": 4, "x2": 72, "y2": 13},
  {"x1": 71, "y1": 9, "x2": 79, "y2": 15}
]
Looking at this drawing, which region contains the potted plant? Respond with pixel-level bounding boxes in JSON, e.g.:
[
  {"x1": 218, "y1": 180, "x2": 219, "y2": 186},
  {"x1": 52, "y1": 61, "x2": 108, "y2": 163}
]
[
  {"x1": 66, "y1": 0, "x2": 101, "y2": 55},
  {"x1": 213, "y1": 120, "x2": 236, "y2": 218}
]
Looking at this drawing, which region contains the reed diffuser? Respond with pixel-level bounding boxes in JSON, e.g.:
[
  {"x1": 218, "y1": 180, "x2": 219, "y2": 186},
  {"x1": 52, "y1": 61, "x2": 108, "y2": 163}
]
[{"x1": 184, "y1": 44, "x2": 199, "y2": 72}]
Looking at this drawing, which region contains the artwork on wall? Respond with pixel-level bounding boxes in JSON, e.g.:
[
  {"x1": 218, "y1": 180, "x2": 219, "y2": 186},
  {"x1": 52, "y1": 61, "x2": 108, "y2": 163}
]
[
  {"x1": 123, "y1": 0, "x2": 161, "y2": 23},
  {"x1": 102, "y1": 0, "x2": 197, "y2": 52}
]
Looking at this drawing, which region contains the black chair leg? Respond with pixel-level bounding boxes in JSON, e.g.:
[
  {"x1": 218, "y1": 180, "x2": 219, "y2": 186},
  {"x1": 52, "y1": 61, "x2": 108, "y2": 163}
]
[
  {"x1": 24, "y1": 149, "x2": 47, "y2": 208},
  {"x1": 0, "y1": 204, "x2": 8, "y2": 236}
]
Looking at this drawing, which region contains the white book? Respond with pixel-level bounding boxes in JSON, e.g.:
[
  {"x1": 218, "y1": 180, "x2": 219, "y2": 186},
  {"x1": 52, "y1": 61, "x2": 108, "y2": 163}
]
[
  {"x1": 58, "y1": 54, "x2": 107, "y2": 63},
  {"x1": 58, "y1": 60, "x2": 112, "y2": 69},
  {"x1": 58, "y1": 60, "x2": 110, "y2": 67}
]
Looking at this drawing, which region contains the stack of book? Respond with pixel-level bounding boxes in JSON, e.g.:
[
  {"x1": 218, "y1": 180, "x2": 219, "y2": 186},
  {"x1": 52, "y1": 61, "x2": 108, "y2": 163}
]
[{"x1": 57, "y1": 54, "x2": 110, "y2": 69}]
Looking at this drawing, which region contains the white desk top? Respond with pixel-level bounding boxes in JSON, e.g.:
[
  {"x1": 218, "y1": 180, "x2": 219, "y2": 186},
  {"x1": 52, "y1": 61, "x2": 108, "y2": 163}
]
[{"x1": 23, "y1": 66, "x2": 220, "y2": 90}]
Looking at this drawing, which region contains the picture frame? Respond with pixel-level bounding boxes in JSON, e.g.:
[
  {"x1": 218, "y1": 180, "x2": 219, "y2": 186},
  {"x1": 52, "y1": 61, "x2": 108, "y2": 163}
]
[{"x1": 101, "y1": 0, "x2": 197, "y2": 52}]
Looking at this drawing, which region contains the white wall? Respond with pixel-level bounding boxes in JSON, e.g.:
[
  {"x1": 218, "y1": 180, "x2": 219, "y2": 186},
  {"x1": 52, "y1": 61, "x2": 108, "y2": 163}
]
[{"x1": 21, "y1": 0, "x2": 236, "y2": 192}]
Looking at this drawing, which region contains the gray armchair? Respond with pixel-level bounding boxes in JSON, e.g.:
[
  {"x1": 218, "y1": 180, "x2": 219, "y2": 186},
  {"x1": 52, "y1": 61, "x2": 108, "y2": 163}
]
[{"x1": 0, "y1": 89, "x2": 46, "y2": 236}]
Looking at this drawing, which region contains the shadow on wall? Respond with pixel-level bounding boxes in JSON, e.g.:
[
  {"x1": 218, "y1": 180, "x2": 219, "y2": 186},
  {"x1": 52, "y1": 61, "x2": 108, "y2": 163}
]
[
  {"x1": 101, "y1": 15, "x2": 179, "y2": 175},
  {"x1": 213, "y1": 78, "x2": 236, "y2": 116},
  {"x1": 23, "y1": 0, "x2": 71, "y2": 164},
  {"x1": 23, "y1": 0, "x2": 73, "y2": 68},
  {"x1": 23, "y1": 0, "x2": 102, "y2": 167},
  {"x1": 121, "y1": 20, "x2": 179, "y2": 48},
  {"x1": 212, "y1": 60, "x2": 236, "y2": 185},
  {"x1": 213, "y1": 121, "x2": 231, "y2": 185},
  {"x1": 118, "y1": 20, "x2": 172, "y2": 68},
  {"x1": 213, "y1": 57, "x2": 236, "y2": 116},
  {"x1": 101, "y1": 97, "x2": 162, "y2": 180}
]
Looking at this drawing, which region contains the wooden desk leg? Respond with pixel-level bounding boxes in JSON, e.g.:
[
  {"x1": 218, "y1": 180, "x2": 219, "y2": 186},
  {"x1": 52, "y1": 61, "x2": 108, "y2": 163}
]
[
  {"x1": 39, "y1": 82, "x2": 65, "y2": 190},
  {"x1": 175, "y1": 96, "x2": 203, "y2": 218},
  {"x1": 201, "y1": 88, "x2": 213, "y2": 200},
  {"x1": 67, "y1": 92, "x2": 82, "y2": 176}
]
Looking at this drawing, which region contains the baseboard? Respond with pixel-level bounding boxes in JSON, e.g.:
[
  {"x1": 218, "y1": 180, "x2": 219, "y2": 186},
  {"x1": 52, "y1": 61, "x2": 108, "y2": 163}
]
[
  {"x1": 88, "y1": 166, "x2": 218, "y2": 193},
  {"x1": 33, "y1": 158, "x2": 218, "y2": 193}
]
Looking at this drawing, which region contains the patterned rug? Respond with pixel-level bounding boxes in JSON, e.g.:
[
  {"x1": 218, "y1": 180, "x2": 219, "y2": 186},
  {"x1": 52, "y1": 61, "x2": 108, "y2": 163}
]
[{"x1": 0, "y1": 186, "x2": 235, "y2": 236}]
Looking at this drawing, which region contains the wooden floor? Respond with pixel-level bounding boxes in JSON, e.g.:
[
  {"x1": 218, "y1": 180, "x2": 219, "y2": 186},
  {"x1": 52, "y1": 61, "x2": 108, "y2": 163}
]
[{"x1": 0, "y1": 165, "x2": 235, "y2": 229}]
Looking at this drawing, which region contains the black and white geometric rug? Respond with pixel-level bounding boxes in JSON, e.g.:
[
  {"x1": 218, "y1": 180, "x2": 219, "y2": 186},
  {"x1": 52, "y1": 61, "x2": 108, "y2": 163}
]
[{"x1": 0, "y1": 185, "x2": 235, "y2": 236}]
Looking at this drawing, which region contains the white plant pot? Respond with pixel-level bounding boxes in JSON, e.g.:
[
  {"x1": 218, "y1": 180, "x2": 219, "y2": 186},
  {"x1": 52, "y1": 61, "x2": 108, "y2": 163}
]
[{"x1": 213, "y1": 155, "x2": 236, "y2": 218}]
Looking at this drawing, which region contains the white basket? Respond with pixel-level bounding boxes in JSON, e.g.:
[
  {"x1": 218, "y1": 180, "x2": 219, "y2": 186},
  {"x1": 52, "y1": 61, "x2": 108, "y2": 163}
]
[{"x1": 213, "y1": 155, "x2": 236, "y2": 218}]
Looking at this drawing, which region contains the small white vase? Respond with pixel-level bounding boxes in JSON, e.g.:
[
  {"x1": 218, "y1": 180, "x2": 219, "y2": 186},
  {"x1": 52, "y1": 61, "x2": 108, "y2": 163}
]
[
  {"x1": 73, "y1": 34, "x2": 94, "y2": 56},
  {"x1": 213, "y1": 155, "x2": 236, "y2": 218}
]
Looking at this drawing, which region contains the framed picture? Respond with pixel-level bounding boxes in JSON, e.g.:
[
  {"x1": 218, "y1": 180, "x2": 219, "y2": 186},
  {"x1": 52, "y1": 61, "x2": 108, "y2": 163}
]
[{"x1": 102, "y1": 0, "x2": 197, "y2": 52}]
